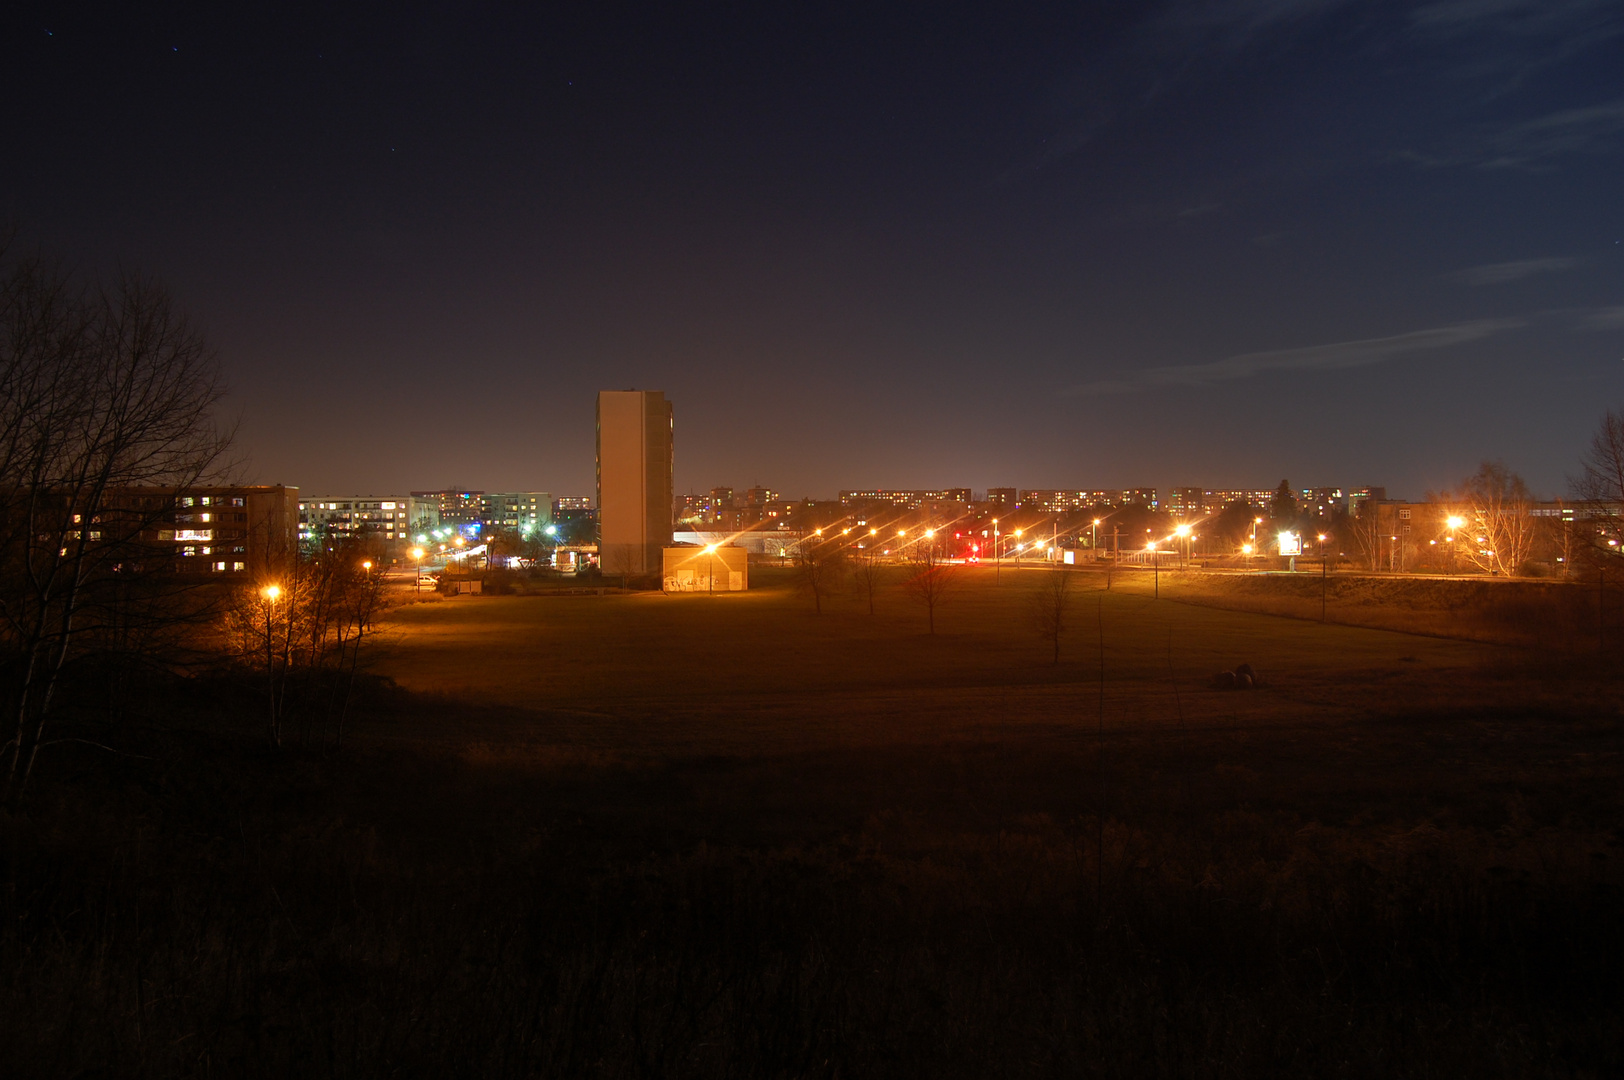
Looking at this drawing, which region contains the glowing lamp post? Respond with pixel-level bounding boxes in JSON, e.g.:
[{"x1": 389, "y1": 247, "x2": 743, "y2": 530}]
[
  {"x1": 261, "y1": 584, "x2": 281, "y2": 744},
  {"x1": 411, "y1": 547, "x2": 425, "y2": 591},
  {"x1": 1318, "y1": 533, "x2": 1329, "y2": 622}
]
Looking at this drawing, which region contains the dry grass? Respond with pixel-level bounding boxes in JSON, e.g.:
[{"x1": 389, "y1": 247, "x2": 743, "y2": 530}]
[{"x1": 2, "y1": 567, "x2": 1620, "y2": 1077}]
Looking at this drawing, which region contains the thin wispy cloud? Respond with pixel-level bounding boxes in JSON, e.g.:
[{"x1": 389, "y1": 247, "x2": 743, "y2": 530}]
[
  {"x1": 1403, "y1": 100, "x2": 1624, "y2": 170},
  {"x1": 1446, "y1": 256, "x2": 1576, "y2": 285},
  {"x1": 1157, "y1": 0, "x2": 1355, "y2": 54},
  {"x1": 1411, "y1": 0, "x2": 1620, "y2": 37},
  {"x1": 1020, "y1": 0, "x2": 1355, "y2": 174},
  {"x1": 1579, "y1": 306, "x2": 1624, "y2": 331},
  {"x1": 1067, "y1": 318, "x2": 1522, "y2": 397}
]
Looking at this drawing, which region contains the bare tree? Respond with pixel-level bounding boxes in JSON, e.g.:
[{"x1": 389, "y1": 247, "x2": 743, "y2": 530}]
[
  {"x1": 0, "y1": 253, "x2": 232, "y2": 802},
  {"x1": 602, "y1": 542, "x2": 640, "y2": 585},
  {"x1": 1574, "y1": 408, "x2": 1624, "y2": 560},
  {"x1": 902, "y1": 540, "x2": 957, "y2": 634},
  {"x1": 794, "y1": 534, "x2": 842, "y2": 614},
  {"x1": 1446, "y1": 461, "x2": 1537, "y2": 576},
  {"x1": 851, "y1": 548, "x2": 885, "y2": 614},
  {"x1": 1027, "y1": 571, "x2": 1073, "y2": 664},
  {"x1": 1348, "y1": 500, "x2": 1385, "y2": 573},
  {"x1": 221, "y1": 541, "x2": 388, "y2": 748}
]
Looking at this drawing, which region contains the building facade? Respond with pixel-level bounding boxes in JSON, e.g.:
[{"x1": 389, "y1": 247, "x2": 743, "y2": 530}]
[
  {"x1": 108, "y1": 484, "x2": 299, "y2": 576},
  {"x1": 482, "y1": 492, "x2": 552, "y2": 534},
  {"x1": 596, "y1": 390, "x2": 674, "y2": 575},
  {"x1": 301, "y1": 495, "x2": 439, "y2": 555}
]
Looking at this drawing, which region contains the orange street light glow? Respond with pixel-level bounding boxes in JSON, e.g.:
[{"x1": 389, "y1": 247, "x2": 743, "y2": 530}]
[{"x1": 262, "y1": 584, "x2": 281, "y2": 601}]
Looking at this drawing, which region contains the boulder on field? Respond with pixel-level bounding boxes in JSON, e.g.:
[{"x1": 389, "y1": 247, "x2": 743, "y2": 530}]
[
  {"x1": 1235, "y1": 663, "x2": 1255, "y2": 681},
  {"x1": 1210, "y1": 670, "x2": 1237, "y2": 689},
  {"x1": 1236, "y1": 672, "x2": 1254, "y2": 689}
]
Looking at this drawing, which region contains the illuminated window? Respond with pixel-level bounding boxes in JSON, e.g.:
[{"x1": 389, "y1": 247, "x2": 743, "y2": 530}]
[
  {"x1": 233, "y1": 562, "x2": 245, "y2": 571},
  {"x1": 180, "y1": 497, "x2": 195, "y2": 507},
  {"x1": 214, "y1": 561, "x2": 227, "y2": 571}
]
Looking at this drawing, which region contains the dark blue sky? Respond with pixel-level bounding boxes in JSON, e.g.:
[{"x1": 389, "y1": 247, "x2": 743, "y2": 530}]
[{"x1": 5, "y1": 2, "x2": 1621, "y2": 500}]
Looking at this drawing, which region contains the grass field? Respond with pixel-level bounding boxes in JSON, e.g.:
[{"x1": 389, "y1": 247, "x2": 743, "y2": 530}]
[
  {"x1": 373, "y1": 565, "x2": 1506, "y2": 747},
  {"x1": 4, "y1": 565, "x2": 1621, "y2": 1077}
]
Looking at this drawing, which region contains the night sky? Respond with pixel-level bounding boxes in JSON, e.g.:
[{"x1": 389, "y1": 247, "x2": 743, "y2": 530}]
[{"x1": 5, "y1": 2, "x2": 1621, "y2": 501}]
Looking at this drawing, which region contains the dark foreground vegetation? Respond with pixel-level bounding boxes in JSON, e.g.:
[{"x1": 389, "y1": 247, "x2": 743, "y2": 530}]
[{"x1": 5, "y1": 570, "x2": 1623, "y2": 1078}]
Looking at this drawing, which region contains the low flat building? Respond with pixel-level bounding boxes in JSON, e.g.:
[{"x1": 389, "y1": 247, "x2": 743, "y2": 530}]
[{"x1": 662, "y1": 543, "x2": 748, "y2": 592}]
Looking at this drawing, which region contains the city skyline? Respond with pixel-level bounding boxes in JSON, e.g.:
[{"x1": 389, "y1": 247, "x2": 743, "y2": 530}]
[{"x1": 4, "y1": 5, "x2": 1619, "y2": 499}]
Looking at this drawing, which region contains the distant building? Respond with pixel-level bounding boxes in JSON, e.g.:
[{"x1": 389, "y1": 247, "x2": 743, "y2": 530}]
[
  {"x1": 1300, "y1": 487, "x2": 1346, "y2": 517},
  {"x1": 481, "y1": 492, "x2": 551, "y2": 534},
  {"x1": 1348, "y1": 487, "x2": 1387, "y2": 517},
  {"x1": 553, "y1": 496, "x2": 595, "y2": 519},
  {"x1": 1018, "y1": 489, "x2": 1159, "y2": 512},
  {"x1": 301, "y1": 495, "x2": 438, "y2": 554},
  {"x1": 840, "y1": 488, "x2": 971, "y2": 509},
  {"x1": 597, "y1": 390, "x2": 674, "y2": 575},
  {"x1": 1204, "y1": 488, "x2": 1277, "y2": 510},
  {"x1": 410, "y1": 489, "x2": 484, "y2": 527},
  {"x1": 675, "y1": 493, "x2": 714, "y2": 526},
  {"x1": 985, "y1": 487, "x2": 1018, "y2": 509},
  {"x1": 1166, "y1": 487, "x2": 1206, "y2": 514}
]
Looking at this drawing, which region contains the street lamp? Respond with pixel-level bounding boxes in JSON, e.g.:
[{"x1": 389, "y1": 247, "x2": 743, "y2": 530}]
[
  {"x1": 261, "y1": 584, "x2": 281, "y2": 743},
  {"x1": 410, "y1": 547, "x2": 425, "y2": 591},
  {"x1": 993, "y1": 518, "x2": 1000, "y2": 582},
  {"x1": 1175, "y1": 523, "x2": 1192, "y2": 567},
  {"x1": 1318, "y1": 533, "x2": 1329, "y2": 622}
]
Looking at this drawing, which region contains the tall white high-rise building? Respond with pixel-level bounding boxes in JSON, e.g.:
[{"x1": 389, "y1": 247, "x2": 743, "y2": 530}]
[{"x1": 596, "y1": 390, "x2": 673, "y2": 575}]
